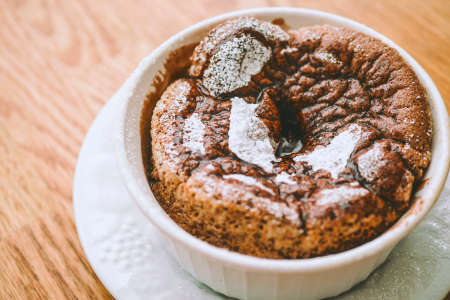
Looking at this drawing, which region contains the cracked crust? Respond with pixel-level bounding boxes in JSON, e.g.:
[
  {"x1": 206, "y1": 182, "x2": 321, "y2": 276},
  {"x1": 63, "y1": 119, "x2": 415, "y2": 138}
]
[{"x1": 148, "y1": 20, "x2": 432, "y2": 258}]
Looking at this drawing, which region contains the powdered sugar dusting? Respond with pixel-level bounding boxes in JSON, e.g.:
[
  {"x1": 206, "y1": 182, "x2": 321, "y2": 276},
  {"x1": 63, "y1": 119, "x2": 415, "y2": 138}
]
[
  {"x1": 155, "y1": 81, "x2": 193, "y2": 162},
  {"x1": 183, "y1": 113, "x2": 205, "y2": 155},
  {"x1": 228, "y1": 97, "x2": 277, "y2": 173},
  {"x1": 316, "y1": 186, "x2": 368, "y2": 205},
  {"x1": 171, "y1": 81, "x2": 190, "y2": 110},
  {"x1": 294, "y1": 124, "x2": 362, "y2": 178},
  {"x1": 231, "y1": 17, "x2": 289, "y2": 42},
  {"x1": 196, "y1": 171, "x2": 299, "y2": 224},
  {"x1": 357, "y1": 142, "x2": 385, "y2": 181},
  {"x1": 202, "y1": 17, "x2": 288, "y2": 54},
  {"x1": 280, "y1": 47, "x2": 298, "y2": 55},
  {"x1": 203, "y1": 35, "x2": 271, "y2": 97},
  {"x1": 174, "y1": 85, "x2": 188, "y2": 105},
  {"x1": 275, "y1": 172, "x2": 296, "y2": 185},
  {"x1": 316, "y1": 52, "x2": 340, "y2": 64},
  {"x1": 223, "y1": 174, "x2": 274, "y2": 194},
  {"x1": 252, "y1": 197, "x2": 299, "y2": 223}
]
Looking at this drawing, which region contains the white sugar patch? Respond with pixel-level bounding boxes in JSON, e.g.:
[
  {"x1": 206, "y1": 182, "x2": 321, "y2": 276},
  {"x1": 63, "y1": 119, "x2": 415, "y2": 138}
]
[
  {"x1": 183, "y1": 113, "x2": 205, "y2": 155},
  {"x1": 232, "y1": 17, "x2": 289, "y2": 42},
  {"x1": 202, "y1": 17, "x2": 288, "y2": 54},
  {"x1": 171, "y1": 81, "x2": 190, "y2": 110},
  {"x1": 280, "y1": 47, "x2": 298, "y2": 55},
  {"x1": 316, "y1": 186, "x2": 368, "y2": 205},
  {"x1": 228, "y1": 97, "x2": 277, "y2": 172},
  {"x1": 174, "y1": 87, "x2": 188, "y2": 105},
  {"x1": 223, "y1": 174, "x2": 274, "y2": 195},
  {"x1": 316, "y1": 52, "x2": 339, "y2": 64},
  {"x1": 199, "y1": 171, "x2": 299, "y2": 223},
  {"x1": 294, "y1": 124, "x2": 361, "y2": 178},
  {"x1": 300, "y1": 29, "x2": 322, "y2": 42},
  {"x1": 203, "y1": 35, "x2": 271, "y2": 97},
  {"x1": 356, "y1": 142, "x2": 385, "y2": 181},
  {"x1": 275, "y1": 172, "x2": 296, "y2": 185},
  {"x1": 252, "y1": 197, "x2": 299, "y2": 224}
]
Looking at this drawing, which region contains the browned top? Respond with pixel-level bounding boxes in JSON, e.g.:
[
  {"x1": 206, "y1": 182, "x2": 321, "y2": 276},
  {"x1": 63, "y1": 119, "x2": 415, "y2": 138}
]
[
  {"x1": 148, "y1": 18, "x2": 432, "y2": 258},
  {"x1": 150, "y1": 21, "x2": 431, "y2": 216}
]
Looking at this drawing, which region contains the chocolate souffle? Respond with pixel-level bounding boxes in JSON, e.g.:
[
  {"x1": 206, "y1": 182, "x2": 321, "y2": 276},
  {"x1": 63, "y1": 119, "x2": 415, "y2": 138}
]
[{"x1": 143, "y1": 17, "x2": 432, "y2": 258}]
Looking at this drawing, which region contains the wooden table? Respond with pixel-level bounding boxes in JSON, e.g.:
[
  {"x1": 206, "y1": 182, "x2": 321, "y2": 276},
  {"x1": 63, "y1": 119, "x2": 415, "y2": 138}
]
[{"x1": 1, "y1": 1, "x2": 449, "y2": 299}]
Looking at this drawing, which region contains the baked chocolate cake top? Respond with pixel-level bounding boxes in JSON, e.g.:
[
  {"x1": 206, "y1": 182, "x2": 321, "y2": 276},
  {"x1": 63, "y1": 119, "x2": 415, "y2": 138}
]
[{"x1": 147, "y1": 17, "x2": 432, "y2": 258}]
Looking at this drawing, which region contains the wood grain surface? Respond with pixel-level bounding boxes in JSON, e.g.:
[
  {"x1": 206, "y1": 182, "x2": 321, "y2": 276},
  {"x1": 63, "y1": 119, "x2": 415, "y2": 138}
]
[{"x1": 0, "y1": 1, "x2": 449, "y2": 299}]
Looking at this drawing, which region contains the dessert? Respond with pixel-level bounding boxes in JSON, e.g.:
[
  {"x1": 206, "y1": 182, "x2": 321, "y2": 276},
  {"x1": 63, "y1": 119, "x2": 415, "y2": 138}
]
[{"x1": 144, "y1": 17, "x2": 432, "y2": 258}]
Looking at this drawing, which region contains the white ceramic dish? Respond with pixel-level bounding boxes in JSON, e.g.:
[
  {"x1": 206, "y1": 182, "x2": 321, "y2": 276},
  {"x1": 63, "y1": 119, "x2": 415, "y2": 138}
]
[
  {"x1": 115, "y1": 7, "x2": 450, "y2": 300},
  {"x1": 73, "y1": 93, "x2": 450, "y2": 300}
]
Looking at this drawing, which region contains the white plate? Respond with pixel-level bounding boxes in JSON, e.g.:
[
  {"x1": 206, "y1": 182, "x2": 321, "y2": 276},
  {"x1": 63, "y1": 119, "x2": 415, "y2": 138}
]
[{"x1": 74, "y1": 93, "x2": 450, "y2": 300}]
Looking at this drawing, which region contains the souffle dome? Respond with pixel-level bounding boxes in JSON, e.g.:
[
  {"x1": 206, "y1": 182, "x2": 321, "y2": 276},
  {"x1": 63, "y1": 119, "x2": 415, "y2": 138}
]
[{"x1": 145, "y1": 17, "x2": 432, "y2": 259}]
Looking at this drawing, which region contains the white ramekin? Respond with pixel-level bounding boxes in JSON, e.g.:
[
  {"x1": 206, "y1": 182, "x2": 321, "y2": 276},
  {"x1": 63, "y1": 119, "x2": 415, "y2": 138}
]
[{"x1": 115, "y1": 8, "x2": 450, "y2": 300}]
